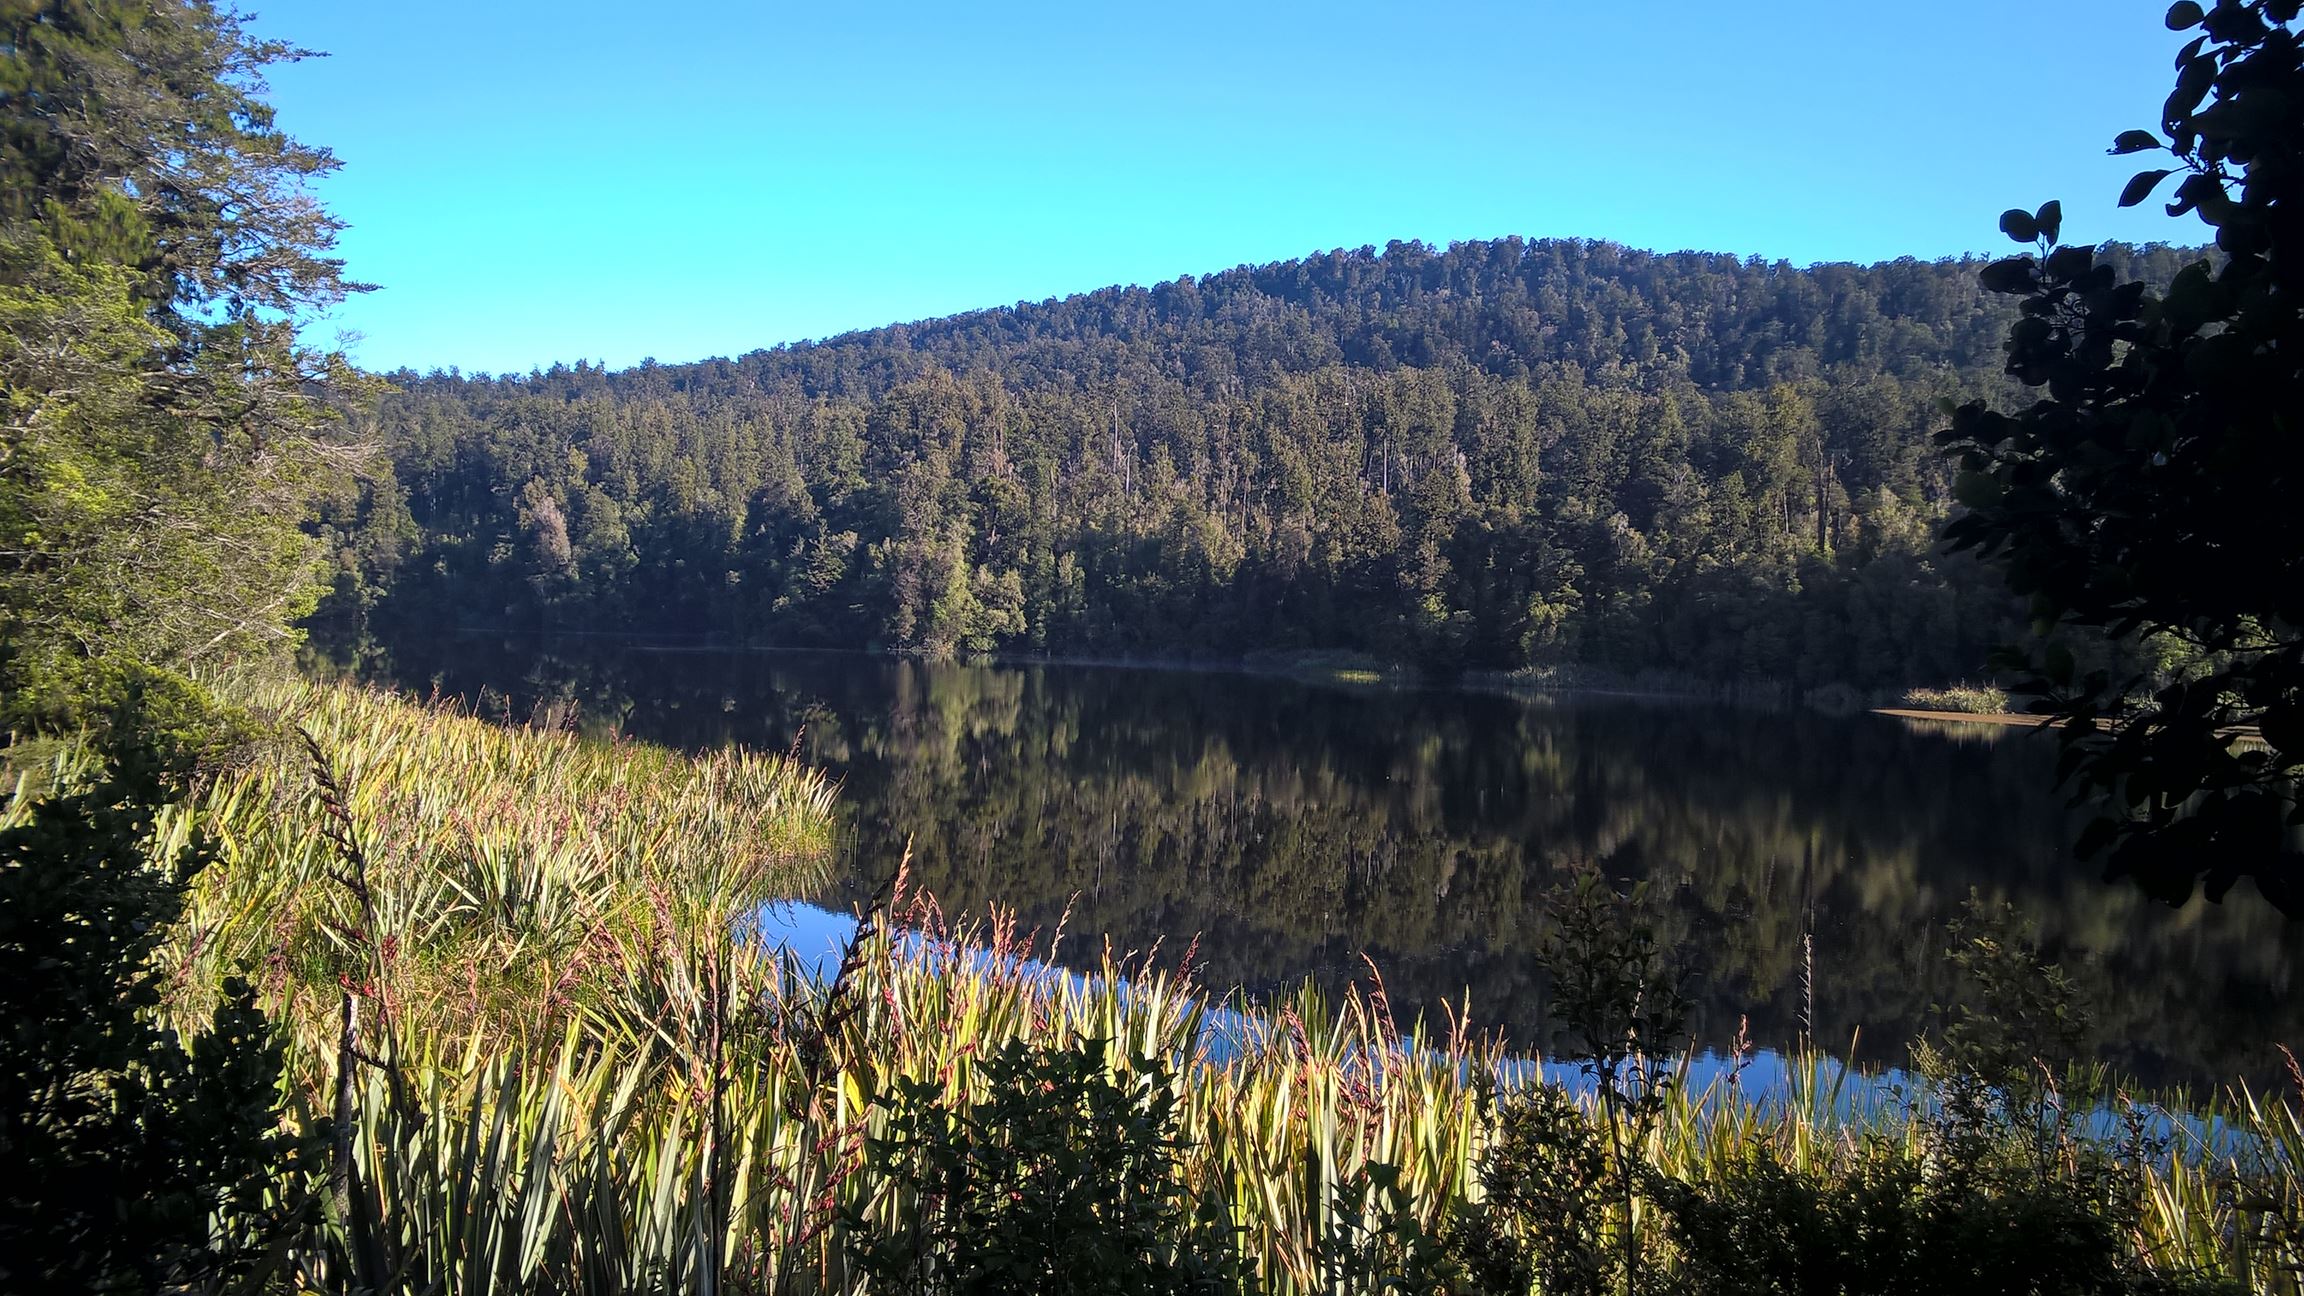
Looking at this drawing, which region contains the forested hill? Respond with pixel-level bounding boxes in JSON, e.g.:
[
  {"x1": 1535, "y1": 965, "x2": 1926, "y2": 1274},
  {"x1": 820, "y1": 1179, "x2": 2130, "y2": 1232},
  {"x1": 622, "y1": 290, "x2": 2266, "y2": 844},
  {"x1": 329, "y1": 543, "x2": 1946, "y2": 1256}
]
[{"x1": 319, "y1": 236, "x2": 2206, "y2": 688}]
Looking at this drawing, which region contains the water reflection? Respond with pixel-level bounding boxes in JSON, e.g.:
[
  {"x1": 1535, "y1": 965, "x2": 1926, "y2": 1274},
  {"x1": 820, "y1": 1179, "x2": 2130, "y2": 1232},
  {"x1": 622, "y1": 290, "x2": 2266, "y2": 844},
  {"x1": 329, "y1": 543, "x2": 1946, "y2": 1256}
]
[{"x1": 333, "y1": 635, "x2": 2302, "y2": 1090}]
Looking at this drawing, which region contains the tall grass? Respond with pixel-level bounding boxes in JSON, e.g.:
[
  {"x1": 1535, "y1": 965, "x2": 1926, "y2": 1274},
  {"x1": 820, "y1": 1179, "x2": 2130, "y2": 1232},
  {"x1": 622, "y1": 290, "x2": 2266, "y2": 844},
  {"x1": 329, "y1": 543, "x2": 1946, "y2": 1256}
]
[
  {"x1": 11, "y1": 676, "x2": 2301, "y2": 1292},
  {"x1": 1898, "y1": 684, "x2": 2014, "y2": 715},
  {"x1": 161, "y1": 676, "x2": 838, "y2": 1047}
]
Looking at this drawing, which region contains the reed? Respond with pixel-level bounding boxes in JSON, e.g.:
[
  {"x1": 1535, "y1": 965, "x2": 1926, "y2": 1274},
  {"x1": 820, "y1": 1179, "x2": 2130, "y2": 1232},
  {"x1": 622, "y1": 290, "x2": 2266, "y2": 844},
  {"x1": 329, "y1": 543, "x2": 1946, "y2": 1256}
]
[
  {"x1": 1899, "y1": 684, "x2": 2013, "y2": 715},
  {"x1": 13, "y1": 676, "x2": 2301, "y2": 1293}
]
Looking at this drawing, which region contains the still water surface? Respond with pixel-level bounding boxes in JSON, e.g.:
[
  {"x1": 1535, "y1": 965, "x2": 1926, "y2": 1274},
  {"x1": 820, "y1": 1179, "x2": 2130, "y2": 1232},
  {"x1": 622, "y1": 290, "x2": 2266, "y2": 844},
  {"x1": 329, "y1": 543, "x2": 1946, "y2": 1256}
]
[{"x1": 351, "y1": 637, "x2": 2301, "y2": 1090}]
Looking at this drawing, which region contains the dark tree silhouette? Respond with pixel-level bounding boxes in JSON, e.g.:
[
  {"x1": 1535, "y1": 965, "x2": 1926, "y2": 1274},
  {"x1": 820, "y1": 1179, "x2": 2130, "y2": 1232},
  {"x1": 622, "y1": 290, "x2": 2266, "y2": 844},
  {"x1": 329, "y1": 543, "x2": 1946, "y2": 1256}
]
[{"x1": 1939, "y1": 0, "x2": 2304, "y2": 912}]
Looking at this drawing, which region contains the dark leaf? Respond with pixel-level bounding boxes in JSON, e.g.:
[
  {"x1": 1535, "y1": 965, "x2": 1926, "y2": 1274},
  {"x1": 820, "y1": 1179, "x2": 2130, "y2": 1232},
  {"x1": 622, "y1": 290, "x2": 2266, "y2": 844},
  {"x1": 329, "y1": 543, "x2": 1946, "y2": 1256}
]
[
  {"x1": 2045, "y1": 643, "x2": 2076, "y2": 686},
  {"x1": 2261, "y1": 706, "x2": 2303, "y2": 760},
  {"x1": 1952, "y1": 471, "x2": 2004, "y2": 509},
  {"x1": 2033, "y1": 200, "x2": 2063, "y2": 243},
  {"x1": 2044, "y1": 245, "x2": 2095, "y2": 280},
  {"x1": 1978, "y1": 256, "x2": 2037, "y2": 294},
  {"x1": 1999, "y1": 208, "x2": 2039, "y2": 242},
  {"x1": 2120, "y1": 169, "x2": 2173, "y2": 208},
  {"x1": 2165, "y1": 0, "x2": 2204, "y2": 28},
  {"x1": 2110, "y1": 129, "x2": 2162, "y2": 155}
]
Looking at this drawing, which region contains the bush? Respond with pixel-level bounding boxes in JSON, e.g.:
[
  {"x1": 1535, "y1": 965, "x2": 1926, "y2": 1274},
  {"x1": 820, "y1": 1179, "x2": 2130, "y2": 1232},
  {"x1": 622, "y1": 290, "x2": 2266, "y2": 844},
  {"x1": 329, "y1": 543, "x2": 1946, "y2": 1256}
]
[
  {"x1": 846, "y1": 1037, "x2": 1236, "y2": 1295},
  {"x1": 1439, "y1": 1083, "x2": 1620, "y2": 1296},
  {"x1": 0, "y1": 719, "x2": 315, "y2": 1292},
  {"x1": 1654, "y1": 1137, "x2": 2227, "y2": 1296}
]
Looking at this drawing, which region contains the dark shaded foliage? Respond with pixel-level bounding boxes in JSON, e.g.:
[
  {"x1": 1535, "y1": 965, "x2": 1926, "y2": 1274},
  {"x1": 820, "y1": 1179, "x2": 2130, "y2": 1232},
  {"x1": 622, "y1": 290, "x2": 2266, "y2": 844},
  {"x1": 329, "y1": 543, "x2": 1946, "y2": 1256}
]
[
  {"x1": 1651, "y1": 1139, "x2": 2223, "y2": 1296},
  {"x1": 1421, "y1": 884, "x2": 2229, "y2": 1296},
  {"x1": 0, "y1": 686, "x2": 316, "y2": 1292},
  {"x1": 1940, "y1": 0, "x2": 2304, "y2": 912},
  {"x1": 846, "y1": 1037, "x2": 1238, "y2": 1295}
]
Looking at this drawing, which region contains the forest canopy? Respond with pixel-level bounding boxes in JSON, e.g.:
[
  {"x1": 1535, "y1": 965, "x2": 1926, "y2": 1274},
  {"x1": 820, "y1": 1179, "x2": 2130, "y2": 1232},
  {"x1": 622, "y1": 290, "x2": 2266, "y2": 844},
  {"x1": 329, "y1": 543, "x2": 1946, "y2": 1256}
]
[{"x1": 321, "y1": 238, "x2": 2206, "y2": 691}]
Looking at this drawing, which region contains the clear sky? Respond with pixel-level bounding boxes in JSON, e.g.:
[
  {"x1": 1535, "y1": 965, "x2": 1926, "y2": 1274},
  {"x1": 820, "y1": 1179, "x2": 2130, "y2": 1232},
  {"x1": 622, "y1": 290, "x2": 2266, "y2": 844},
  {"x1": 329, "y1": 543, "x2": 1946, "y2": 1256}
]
[{"x1": 244, "y1": 0, "x2": 2199, "y2": 375}]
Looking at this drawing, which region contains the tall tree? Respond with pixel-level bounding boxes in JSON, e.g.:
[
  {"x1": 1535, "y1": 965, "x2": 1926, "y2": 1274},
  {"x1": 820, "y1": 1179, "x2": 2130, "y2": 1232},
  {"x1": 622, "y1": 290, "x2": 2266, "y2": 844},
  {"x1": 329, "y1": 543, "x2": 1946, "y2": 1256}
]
[
  {"x1": 1939, "y1": 0, "x2": 2304, "y2": 911},
  {"x1": 1, "y1": 0, "x2": 368, "y2": 724}
]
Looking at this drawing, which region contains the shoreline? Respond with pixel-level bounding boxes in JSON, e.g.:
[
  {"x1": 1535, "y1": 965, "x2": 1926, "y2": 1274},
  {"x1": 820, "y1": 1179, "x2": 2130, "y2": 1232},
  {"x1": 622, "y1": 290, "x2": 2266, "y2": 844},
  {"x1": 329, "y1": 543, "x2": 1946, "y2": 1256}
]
[
  {"x1": 345, "y1": 626, "x2": 2141, "y2": 724},
  {"x1": 1871, "y1": 707, "x2": 2051, "y2": 728}
]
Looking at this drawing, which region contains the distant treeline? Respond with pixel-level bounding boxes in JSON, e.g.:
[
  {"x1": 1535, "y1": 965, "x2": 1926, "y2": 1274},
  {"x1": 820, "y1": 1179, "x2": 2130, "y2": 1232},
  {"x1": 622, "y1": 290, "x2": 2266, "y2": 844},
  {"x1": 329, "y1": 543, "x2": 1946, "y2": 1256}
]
[{"x1": 317, "y1": 237, "x2": 2208, "y2": 687}]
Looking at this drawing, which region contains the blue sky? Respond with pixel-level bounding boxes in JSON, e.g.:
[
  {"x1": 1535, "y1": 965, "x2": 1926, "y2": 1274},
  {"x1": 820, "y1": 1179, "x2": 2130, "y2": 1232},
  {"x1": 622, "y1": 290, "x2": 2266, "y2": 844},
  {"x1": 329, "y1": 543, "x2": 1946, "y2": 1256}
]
[{"x1": 246, "y1": 1, "x2": 2196, "y2": 375}]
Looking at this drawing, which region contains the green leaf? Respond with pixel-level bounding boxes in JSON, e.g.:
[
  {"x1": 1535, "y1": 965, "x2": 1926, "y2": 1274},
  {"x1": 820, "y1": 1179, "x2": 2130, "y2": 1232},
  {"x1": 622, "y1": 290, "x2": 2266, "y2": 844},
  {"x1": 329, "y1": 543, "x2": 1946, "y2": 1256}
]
[
  {"x1": 2119, "y1": 169, "x2": 2173, "y2": 208},
  {"x1": 1999, "y1": 208, "x2": 2039, "y2": 242},
  {"x1": 2109, "y1": 129, "x2": 2161, "y2": 155},
  {"x1": 2166, "y1": 0, "x2": 2204, "y2": 27}
]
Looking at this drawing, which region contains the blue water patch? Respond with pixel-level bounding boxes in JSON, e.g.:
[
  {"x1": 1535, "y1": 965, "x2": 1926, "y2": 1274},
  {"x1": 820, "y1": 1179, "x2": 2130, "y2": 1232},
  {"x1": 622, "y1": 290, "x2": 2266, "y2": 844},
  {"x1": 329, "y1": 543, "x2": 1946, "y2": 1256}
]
[
  {"x1": 745, "y1": 898, "x2": 2250, "y2": 1159},
  {"x1": 749, "y1": 898, "x2": 862, "y2": 980}
]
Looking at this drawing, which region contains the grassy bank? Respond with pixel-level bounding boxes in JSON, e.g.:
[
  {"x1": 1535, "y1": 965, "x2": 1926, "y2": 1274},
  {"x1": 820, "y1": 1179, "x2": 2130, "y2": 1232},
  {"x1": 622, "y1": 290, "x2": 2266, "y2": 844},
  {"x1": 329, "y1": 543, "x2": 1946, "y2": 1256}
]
[
  {"x1": 11, "y1": 678, "x2": 2303, "y2": 1292},
  {"x1": 152, "y1": 677, "x2": 840, "y2": 1049}
]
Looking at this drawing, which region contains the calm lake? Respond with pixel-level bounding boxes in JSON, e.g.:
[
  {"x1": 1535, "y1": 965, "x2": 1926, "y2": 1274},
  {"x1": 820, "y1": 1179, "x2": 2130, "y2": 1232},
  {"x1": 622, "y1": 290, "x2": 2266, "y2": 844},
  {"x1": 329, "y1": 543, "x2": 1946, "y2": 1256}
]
[{"x1": 344, "y1": 636, "x2": 2300, "y2": 1090}]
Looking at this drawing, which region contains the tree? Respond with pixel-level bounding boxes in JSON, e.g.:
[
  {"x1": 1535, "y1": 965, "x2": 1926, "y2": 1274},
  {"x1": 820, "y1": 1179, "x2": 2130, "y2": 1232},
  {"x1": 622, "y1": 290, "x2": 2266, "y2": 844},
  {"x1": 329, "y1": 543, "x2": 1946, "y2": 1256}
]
[
  {"x1": 1, "y1": 11, "x2": 342, "y2": 1282},
  {"x1": 1, "y1": 0, "x2": 370, "y2": 726},
  {"x1": 1938, "y1": 0, "x2": 2304, "y2": 911}
]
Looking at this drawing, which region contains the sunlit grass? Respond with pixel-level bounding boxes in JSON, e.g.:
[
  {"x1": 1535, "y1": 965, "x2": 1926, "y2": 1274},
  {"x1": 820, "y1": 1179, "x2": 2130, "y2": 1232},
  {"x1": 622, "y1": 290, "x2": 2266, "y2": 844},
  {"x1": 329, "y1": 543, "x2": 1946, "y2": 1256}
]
[
  {"x1": 1899, "y1": 684, "x2": 2014, "y2": 715},
  {"x1": 152, "y1": 679, "x2": 835, "y2": 1055}
]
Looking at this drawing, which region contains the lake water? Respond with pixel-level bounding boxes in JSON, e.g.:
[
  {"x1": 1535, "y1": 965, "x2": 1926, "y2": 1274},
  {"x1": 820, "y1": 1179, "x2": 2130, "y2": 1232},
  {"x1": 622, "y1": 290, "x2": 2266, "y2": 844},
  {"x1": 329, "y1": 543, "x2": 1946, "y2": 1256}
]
[{"x1": 345, "y1": 636, "x2": 2301, "y2": 1090}]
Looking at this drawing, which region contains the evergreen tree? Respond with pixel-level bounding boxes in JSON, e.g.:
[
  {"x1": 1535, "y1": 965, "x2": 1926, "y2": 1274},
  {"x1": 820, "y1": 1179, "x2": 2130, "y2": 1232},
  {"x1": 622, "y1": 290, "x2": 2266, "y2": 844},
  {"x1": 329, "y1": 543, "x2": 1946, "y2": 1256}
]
[{"x1": 1, "y1": 0, "x2": 368, "y2": 725}]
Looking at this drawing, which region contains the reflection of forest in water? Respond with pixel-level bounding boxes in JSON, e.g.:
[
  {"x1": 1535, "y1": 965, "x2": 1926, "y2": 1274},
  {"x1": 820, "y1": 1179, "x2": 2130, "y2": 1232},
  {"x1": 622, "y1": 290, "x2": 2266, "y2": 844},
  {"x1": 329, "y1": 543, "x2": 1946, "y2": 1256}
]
[{"x1": 338, "y1": 636, "x2": 2301, "y2": 1090}]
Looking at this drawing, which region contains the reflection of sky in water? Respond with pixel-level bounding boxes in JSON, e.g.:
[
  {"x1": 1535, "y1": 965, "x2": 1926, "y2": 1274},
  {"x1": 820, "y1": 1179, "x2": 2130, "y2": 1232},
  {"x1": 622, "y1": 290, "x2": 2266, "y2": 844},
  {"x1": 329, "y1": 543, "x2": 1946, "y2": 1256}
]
[
  {"x1": 746, "y1": 899, "x2": 2239, "y2": 1155},
  {"x1": 749, "y1": 899, "x2": 858, "y2": 981}
]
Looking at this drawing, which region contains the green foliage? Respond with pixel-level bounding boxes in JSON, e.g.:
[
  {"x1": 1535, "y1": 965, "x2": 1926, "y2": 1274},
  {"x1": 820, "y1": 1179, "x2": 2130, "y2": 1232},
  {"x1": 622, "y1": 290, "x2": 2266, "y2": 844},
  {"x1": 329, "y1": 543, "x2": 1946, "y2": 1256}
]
[
  {"x1": 1440, "y1": 1084, "x2": 1620, "y2": 1296},
  {"x1": 1432, "y1": 892, "x2": 2226, "y2": 1296},
  {"x1": 1638, "y1": 898, "x2": 2221, "y2": 1296},
  {"x1": 1, "y1": 0, "x2": 354, "y2": 316},
  {"x1": 1923, "y1": 893, "x2": 2103, "y2": 1162},
  {"x1": 1938, "y1": 0, "x2": 2304, "y2": 912},
  {"x1": 1652, "y1": 1137, "x2": 2223, "y2": 1296},
  {"x1": 1311, "y1": 1159, "x2": 1457, "y2": 1295},
  {"x1": 0, "y1": 0, "x2": 370, "y2": 730},
  {"x1": 323, "y1": 242, "x2": 2207, "y2": 695},
  {"x1": 846, "y1": 1037, "x2": 1236, "y2": 1295},
  {"x1": 0, "y1": 717, "x2": 314, "y2": 1292},
  {"x1": 1535, "y1": 869, "x2": 1691, "y2": 1294}
]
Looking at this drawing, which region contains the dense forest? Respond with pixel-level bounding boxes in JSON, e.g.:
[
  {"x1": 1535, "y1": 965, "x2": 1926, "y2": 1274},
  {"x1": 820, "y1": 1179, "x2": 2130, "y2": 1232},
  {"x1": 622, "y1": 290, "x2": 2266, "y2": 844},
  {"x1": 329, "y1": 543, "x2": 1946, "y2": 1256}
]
[{"x1": 319, "y1": 238, "x2": 2207, "y2": 689}]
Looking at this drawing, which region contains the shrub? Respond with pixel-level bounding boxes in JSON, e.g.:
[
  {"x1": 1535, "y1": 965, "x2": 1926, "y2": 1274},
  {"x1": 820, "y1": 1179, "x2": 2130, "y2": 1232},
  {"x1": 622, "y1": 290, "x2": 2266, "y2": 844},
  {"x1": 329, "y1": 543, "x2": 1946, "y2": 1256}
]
[
  {"x1": 0, "y1": 718, "x2": 315, "y2": 1292},
  {"x1": 846, "y1": 1037, "x2": 1236, "y2": 1295},
  {"x1": 1654, "y1": 1137, "x2": 2227, "y2": 1296},
  {"x1": 1440, "y1": 1083, "x2": 1621, "y2": 1296}
]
